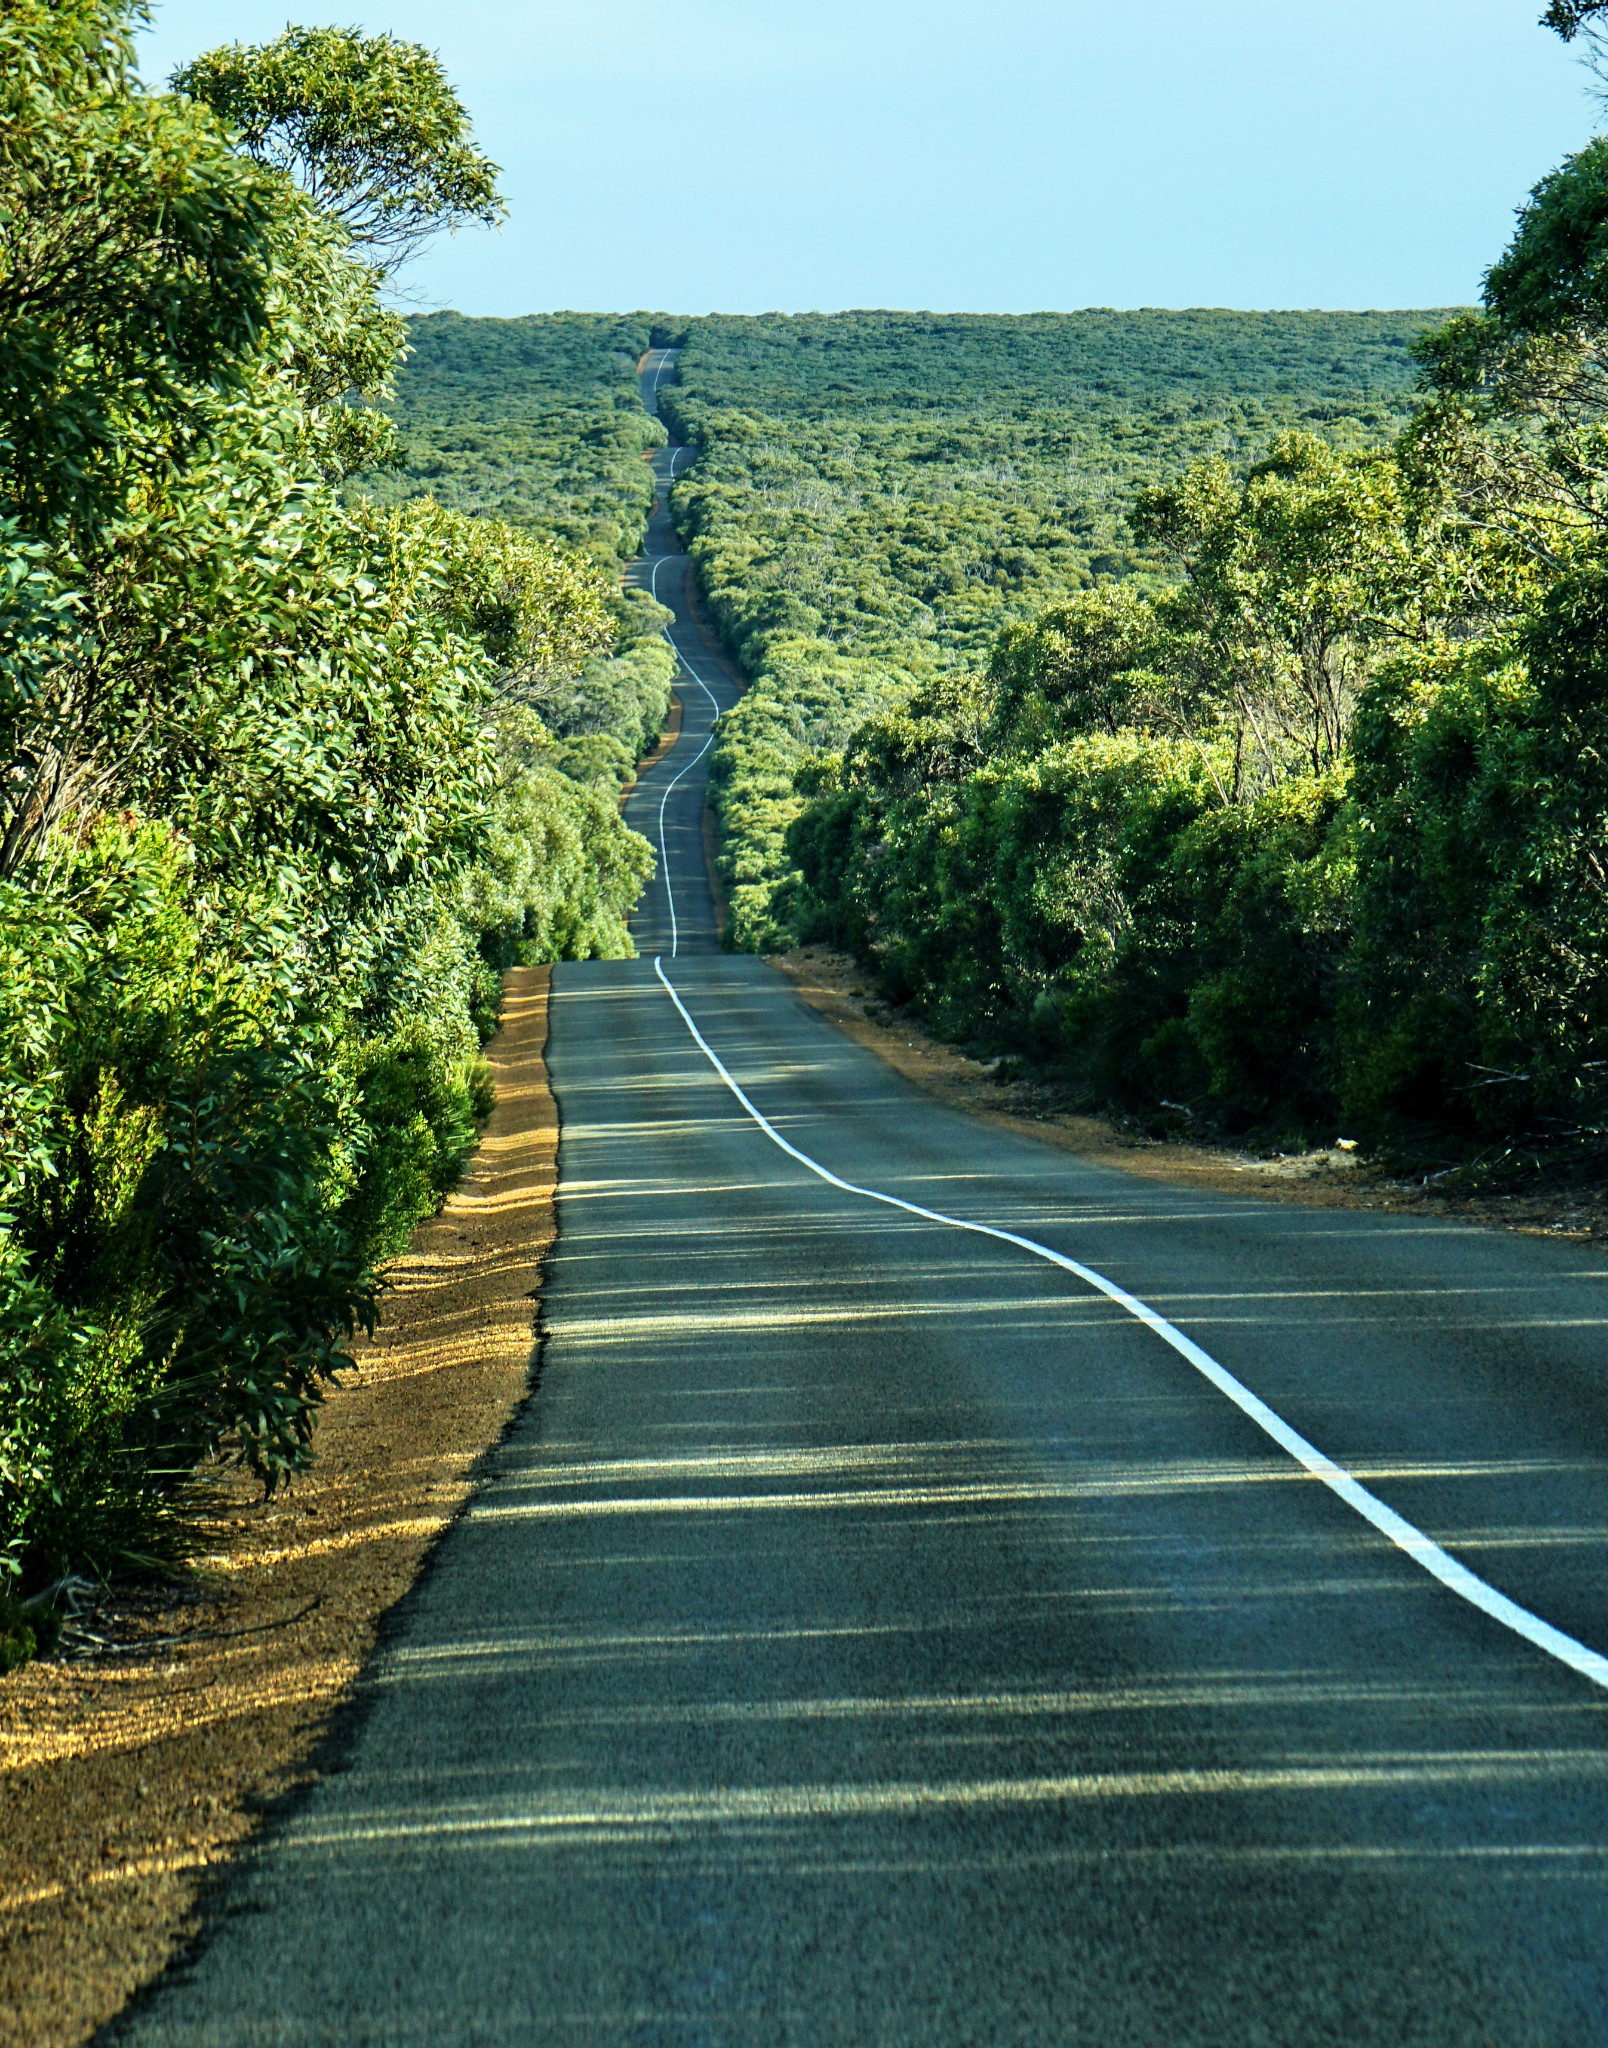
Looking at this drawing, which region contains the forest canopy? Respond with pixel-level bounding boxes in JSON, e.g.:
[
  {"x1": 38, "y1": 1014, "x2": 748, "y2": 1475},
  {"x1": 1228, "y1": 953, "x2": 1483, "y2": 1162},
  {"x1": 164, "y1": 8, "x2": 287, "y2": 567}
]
[
  {"x1": 643, "y1": 307, "x2": 1450, "y2": 948},
  {"x1": 720, "y1": 250, "x2": 1608, "y2": 1174},
  {"x1": 366, "y1": 311, "x2": 674, "y2": 563}
]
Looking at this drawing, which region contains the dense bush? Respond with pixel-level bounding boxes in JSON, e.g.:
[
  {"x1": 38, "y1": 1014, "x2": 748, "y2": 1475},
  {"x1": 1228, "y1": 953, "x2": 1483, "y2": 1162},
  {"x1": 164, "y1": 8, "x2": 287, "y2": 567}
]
[
  {"x1": 1340, "y1": 568, "x2": 1608, "y2": 1148},
  {"x1": 0, "y1": 4, "x2": 656, "y2": 1596},
  {"x1": 778, "y1": 190, "x2": 1608, "y2": 1158},
  {"x1": 658, "y1": 309, "x2": 1449, "y2": 941},
  {"x1": 543, "y1": 590, "x2": 677, "y2": 792},
  {"x1": 365, "y1": 311, "x2": 672, "y2": 563}
]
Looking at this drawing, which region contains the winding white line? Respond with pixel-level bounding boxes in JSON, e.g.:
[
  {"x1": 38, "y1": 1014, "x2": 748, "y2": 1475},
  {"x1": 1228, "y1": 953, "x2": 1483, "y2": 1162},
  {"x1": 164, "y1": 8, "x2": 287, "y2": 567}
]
[
  {"x1": 651, "y1": 955, "x2": 1608, "y2": 1695},
  {"x1": 647, "y1": 352, "x2": 693, "y2": 484},
  {"x1": 647, "y1": 555, "x2": 724, "y2": 959}
]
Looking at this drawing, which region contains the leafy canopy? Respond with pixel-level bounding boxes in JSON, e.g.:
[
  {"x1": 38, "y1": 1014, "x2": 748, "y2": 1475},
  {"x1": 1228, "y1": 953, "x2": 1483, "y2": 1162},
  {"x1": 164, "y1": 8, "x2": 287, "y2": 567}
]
[
  {"x1": 174, "y1": 26, "x2": 504, "y2": 269},
  {"x1": 0, "y1": 0, "x2": 277, "y2": 525},
  {"x1": 649, "y1": 307, "x2": 1443, "y2": 947},
  {"x1": 1542, "y1": 1, "x2": 1608, "y2": 39},
  {"x1": 1484, "y1": 140, "x2": 1608, "y2": 332},
  {"x1": 0, "y1": 0, "x2": 656, "y2": 1593}
]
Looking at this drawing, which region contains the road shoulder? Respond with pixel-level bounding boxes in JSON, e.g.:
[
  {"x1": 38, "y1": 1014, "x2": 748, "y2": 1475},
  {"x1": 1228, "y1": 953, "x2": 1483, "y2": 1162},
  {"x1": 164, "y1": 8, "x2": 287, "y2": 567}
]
[{"x1": 0, "y1": 968, "x2": 557, "y2": 2048}]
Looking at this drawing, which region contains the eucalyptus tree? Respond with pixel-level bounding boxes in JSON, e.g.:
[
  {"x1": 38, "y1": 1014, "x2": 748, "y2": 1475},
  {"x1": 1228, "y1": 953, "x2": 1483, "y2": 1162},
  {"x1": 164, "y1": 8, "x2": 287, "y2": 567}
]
[
  {"x1": 1131, "y1": 438, "x2": 1416, "y2": 795},
  {"x1": 172, "y1": 27, "x2": 504, "y2": 273},
  {"x1": 0, "y1": 0, "x2": 277, "y2": 529}
]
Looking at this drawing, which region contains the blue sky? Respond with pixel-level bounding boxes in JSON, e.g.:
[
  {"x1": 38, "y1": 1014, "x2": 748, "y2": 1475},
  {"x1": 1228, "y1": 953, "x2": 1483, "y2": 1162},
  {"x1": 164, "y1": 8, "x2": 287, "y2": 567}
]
[{"x1": 136, "y1": 0, "x2": 1597, "y2": 317}]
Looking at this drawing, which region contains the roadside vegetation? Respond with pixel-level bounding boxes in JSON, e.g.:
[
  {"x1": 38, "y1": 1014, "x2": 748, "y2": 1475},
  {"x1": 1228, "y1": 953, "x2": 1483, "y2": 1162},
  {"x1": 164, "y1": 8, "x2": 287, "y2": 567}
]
[
  {"x1": 671, "y1": 14, "x2": 1608, "y2": 1190},
  {"x1": 0, "y1": 3, "x2": 660, "y2": 1649},
  {"x1": 363, "y1": 311, "x2": 673, "y2": 566},
  {"x1": 365, "y1": 316, "x2": 682, "y2": 791},
  {"x1": 656, "y1": 308, "x2": 1446, "y2": 946}
]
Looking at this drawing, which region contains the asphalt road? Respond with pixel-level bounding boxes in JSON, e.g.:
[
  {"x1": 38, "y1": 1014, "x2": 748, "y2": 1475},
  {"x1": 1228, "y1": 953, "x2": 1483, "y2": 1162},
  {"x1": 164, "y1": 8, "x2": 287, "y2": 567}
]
[{"x1": 114, "y1": 352, "x2": 1608, "y2": 2047}]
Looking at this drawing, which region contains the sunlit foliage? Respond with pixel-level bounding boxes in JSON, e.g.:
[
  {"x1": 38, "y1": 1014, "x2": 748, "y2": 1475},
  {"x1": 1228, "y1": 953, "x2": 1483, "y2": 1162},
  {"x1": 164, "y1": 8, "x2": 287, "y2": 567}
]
[
  {"x1": 663, "y1": 308, "x2": 1447, "y2": 949},
  {"x1": 778, "y1": 228, "x2": 1608, "y2": 1166},
  {"x1": 0, "y1": 5, "x2": 656, "y2": 1603},
  {"x1": 366, "y1": 312, "x2": 672, "y2": 563}
]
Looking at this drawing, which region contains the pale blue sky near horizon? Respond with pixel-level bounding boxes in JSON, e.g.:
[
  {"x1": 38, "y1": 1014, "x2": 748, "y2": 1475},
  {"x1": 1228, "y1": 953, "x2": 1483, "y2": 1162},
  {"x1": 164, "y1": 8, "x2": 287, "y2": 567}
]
[{"x1": 136, "y1": 0, "x2": 1598, "y2": 318}]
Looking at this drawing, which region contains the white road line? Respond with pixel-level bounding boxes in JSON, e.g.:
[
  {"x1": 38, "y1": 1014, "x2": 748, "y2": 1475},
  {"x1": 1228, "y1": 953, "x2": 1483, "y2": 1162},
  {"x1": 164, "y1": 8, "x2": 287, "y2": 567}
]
[
  {"x1": 649, "y1": 558, "x2": 722, "y2": 721},
  {"x1": 652, "y1": 954, "x2": 1608, "y2": 1695},
  {"x1": 646, "y1": 353, "x2": 693, "y2": 483},
  {"x1": 646, "y1": 556, "x2": 724, "y2": 958}
]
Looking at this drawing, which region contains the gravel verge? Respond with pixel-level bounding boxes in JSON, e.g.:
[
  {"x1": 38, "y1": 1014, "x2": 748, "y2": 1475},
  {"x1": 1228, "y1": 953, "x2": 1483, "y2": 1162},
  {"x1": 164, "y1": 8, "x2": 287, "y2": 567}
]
[{"x1": 0, "y1": 966, "x2": 557, "y2": 2048}]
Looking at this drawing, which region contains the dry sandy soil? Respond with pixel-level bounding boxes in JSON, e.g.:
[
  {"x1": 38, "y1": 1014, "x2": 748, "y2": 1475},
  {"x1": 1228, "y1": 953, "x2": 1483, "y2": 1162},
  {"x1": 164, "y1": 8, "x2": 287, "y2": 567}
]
[
  {"x1": 770, "y1": 945, "x2": 1608, "y2": 1247},
  {"x1": 0, "y1": 967, "x2": 557, "y2": 2048}
]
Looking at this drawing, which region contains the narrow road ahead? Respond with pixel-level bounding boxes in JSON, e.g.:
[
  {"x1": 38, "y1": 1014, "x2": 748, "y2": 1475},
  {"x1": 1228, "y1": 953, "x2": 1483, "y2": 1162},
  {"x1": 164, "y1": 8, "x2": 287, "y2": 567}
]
[{"x1": 118, "y1": 354, "x2": 1608, "y2": 2047}]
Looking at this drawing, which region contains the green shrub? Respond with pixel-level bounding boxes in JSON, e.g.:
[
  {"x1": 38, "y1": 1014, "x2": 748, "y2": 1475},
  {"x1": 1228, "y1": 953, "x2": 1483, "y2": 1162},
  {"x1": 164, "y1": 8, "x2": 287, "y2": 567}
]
[{"x1": 0, "y1": 3, "x2": 657, "y2": 1600}]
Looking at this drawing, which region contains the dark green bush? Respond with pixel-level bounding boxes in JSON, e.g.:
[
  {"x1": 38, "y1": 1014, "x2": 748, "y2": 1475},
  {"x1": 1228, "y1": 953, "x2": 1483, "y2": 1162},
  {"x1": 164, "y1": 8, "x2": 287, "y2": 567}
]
[{"x1": 0, "y1": 4, "x2": 657, "y2": 1614}]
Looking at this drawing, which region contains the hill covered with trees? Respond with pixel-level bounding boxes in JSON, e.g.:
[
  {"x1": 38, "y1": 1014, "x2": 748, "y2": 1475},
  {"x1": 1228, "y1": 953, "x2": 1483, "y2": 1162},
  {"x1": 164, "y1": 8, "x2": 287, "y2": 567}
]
[
  {"x1": 722, "y1": 15, "x2": 1608, "y2": 1177},
  {"x1": 651, "y1": 307, "x2": 1450, "y2": 944},
  {"x1": 363, "y1": 310, "x2": 671, "y2": 564}
]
